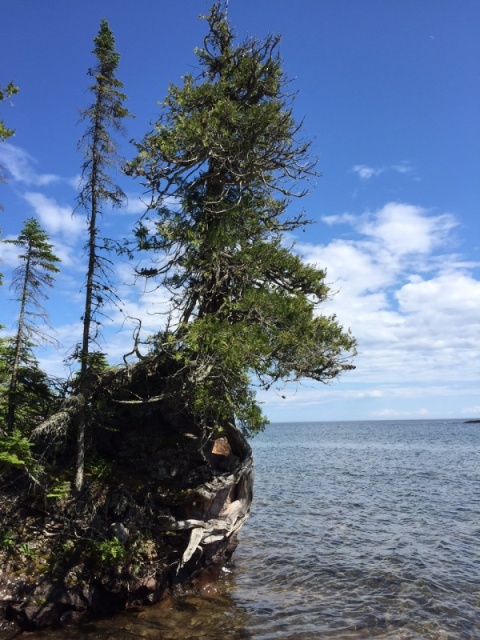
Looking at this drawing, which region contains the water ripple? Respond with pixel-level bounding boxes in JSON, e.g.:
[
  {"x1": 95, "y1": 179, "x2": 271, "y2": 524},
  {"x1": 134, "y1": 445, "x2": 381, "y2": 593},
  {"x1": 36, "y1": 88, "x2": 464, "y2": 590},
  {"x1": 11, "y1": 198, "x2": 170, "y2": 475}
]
[
  {"x1": 232, "y1": 420, "x2": 480, "y2": 639},
  {"x1": 2, "y1": 420, "x2": 479, "y2": 639}
]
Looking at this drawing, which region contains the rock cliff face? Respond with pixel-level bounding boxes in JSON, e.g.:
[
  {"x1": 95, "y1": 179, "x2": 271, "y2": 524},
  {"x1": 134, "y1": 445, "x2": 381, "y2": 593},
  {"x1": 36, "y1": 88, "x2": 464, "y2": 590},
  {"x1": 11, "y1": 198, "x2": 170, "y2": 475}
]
[{"x1": 0, "y1": 359, "x2": 254, "y2": 630}]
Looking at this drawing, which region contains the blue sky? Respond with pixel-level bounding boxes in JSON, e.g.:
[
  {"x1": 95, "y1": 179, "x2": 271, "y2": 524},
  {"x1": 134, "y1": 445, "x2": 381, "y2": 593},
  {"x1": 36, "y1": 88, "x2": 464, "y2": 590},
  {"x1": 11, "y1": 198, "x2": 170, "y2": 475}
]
[{"x1": 1, "y1": 1, "x2": 479, "y2": 422}]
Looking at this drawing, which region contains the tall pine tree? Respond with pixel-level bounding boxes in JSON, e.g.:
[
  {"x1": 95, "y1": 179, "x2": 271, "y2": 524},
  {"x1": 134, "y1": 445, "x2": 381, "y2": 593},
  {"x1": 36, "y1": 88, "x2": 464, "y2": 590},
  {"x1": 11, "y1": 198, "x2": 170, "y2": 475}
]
[
  {"x1": 3, "y1": 218, "x2": 60, "y2": 434},
  {"x1": 75, "y1": 19, "x2": 131, "y2": 491},
  {"x1": 127, "y1": 3, "x2": 356, "y2": 437}
]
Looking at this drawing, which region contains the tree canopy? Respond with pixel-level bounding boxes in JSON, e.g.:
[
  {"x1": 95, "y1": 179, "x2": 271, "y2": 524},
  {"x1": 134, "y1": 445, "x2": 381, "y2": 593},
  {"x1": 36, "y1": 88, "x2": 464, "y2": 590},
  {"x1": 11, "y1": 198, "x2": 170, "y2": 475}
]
[
  {"x1": 3, "y1": 218, "x2": 60, "y2": 433},
  {"x1": 127, "y1": 2, "x2": 356, "y2": 436}
]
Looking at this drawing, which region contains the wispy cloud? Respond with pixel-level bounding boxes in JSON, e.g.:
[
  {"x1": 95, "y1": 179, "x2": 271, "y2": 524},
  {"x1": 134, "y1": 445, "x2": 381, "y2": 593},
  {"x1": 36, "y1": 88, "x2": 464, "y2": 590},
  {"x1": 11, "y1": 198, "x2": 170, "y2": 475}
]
[
  {"x1": 322, "y1": 213, "x2": 357, "y2": 226},
  {"x1": 20, "y1": 192, "x2": 86, "y2": 267},
  {"x1": 23, "y1": 192, "x2": 83, "y2": 240},
  {"x1": 123, "y1": 193, "x2": 149, "y2": 215},
  {"x1": 0, "y1": 143, "x2": 62, "y2": 186},
  {"x1": 0, "y1": 236, "x2": 23, "y2": 268},
  {"x1": 352, "y1": 162, "x2": 413, "y2": 180},
  {"x1": 352, "y1": 164, "x2": 384, "y2": 180},
  {"x1": 392, "y1": 163, "x2": 412, "y2": 175}
]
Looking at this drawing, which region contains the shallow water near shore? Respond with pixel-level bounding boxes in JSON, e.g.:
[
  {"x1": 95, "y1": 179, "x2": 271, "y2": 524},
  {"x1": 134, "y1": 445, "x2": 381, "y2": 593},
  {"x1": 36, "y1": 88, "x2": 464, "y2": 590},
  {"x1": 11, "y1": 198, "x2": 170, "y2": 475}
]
[{"x1": 2, "y1": 419, "x2": 480, "y2": 639}]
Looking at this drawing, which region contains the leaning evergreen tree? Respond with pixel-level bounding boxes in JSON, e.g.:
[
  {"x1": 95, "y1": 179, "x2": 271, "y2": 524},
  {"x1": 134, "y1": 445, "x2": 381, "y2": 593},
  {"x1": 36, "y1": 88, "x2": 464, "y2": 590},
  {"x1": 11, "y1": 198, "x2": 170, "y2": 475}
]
[
  {"x1": 127, "y1": 3, "x2": 356, "y2": 437},
  {"x1": 75, "y1": 18, "x2": 131, "y2": 491},
  {"x1": 3, "y1": 218, "x2": 60, "y2": 434}
]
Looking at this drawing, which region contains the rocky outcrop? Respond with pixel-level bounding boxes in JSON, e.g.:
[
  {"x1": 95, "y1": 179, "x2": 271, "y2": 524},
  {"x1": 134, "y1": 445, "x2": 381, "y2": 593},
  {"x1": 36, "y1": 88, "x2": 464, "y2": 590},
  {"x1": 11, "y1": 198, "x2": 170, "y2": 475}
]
[{"x1": 0, "y1": 420, "x2": 253, "y2": 629}]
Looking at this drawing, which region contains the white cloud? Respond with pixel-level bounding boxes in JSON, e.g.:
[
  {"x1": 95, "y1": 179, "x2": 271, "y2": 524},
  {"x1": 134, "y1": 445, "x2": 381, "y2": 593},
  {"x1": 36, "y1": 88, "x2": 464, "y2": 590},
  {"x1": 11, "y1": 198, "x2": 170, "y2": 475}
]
[
  {"x1": 392, "y1": 162, "x2": 412, "y2": 175},
  {"x1": 0, "y1": 235, "x2": 22, "y2": 268},
  {"x1": 352, "y1": 164, "x2": 384, "y2": 180},
  {"x1": 67, "y1": 174, "x2": 82, "y2": 190},
  {"x1": 0, "y1": 142, "x2": 61, "y2": 186},
  {"x1": 310, "y1": 239, "x2": 394, "y2": 296},
  {"x1": 321, "y1": 213, "x2": 357, "y2": 226},
  {"x1": 359, "y1": 203, "x2": 457, "y2": 257},
  {"x1": 23, "y1": 192, "x2": 83, "y2": 241},
  {"x1": 352, "y1": 162, "x2": 413, "y2": 180},
  {"x1": 123, "y1": 193, "x2": 149, "y2": 215},
  {"x1": 296, "y1": 201, "x2": 480, "y2": 391},
  {"x1": 396, "y1": 272, "x2": 480, "y2": 319},
  {"x1": 259, "y1": 375, "x2": 480, "y2": 422}
]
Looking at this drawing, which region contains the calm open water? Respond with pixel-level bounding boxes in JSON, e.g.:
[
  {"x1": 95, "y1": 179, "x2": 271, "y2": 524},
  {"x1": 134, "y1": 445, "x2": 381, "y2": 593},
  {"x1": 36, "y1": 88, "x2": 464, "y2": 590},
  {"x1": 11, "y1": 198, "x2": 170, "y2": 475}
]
[{"x1": 3, "y1": 419, "x2": 480, "y2": 639}]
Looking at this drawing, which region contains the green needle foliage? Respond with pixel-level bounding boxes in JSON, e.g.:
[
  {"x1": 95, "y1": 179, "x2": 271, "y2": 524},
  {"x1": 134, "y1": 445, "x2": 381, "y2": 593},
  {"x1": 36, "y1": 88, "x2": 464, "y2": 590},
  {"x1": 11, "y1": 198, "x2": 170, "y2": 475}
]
[
  {"x1": 75, "y1": 18, "x2": 132, "y2": 491},
  {"x1": 3, "y1": 218, "x2": 60, "y2": 434},
  {"x1": 0, "y1": 336, "x2": 58, "y2": 436},
  {"x1": 1, "y1": 80, "x2": 19, "y2": 284},
  {"x1": 0, "y1": 81, "x2": 19, "y2": 143},
  {"x1": 127, "y1": 2, "x2": 357, "y2": 437}
]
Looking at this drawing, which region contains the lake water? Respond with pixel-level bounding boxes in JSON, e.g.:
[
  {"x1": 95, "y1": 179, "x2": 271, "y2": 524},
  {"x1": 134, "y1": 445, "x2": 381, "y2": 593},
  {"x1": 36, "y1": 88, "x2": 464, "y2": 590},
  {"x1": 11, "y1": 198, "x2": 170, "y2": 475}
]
[{"x1": 3, "y1": 419, "x2": 480, "y2": 639}]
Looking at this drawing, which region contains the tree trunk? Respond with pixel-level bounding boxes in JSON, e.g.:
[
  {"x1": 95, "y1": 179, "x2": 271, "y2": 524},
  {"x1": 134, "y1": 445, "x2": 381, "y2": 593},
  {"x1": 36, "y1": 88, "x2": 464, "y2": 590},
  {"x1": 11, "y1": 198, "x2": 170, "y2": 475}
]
[
  {"x1": 75, "y1": 105, "x2": 101, "y2": 493},
  {"x1": 7, "y1": 248, "x2": 31, "y2": 434}
]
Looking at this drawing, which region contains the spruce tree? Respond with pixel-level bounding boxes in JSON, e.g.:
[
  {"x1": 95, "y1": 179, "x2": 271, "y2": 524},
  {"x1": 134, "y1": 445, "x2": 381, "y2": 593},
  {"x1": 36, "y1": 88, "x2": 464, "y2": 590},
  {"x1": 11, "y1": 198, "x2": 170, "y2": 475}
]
[
  {"x1": 3, "y1": 218, "x2": 60, "y2": 434},
  {"x1": 0, "y1": 336, "x2": 57, "y2": 436},
  {"x1": 127, "y1": 3, "x2": 356, "y2": 437},
  {"x1": 75, "y1": 18, "x2": 131, "y2": 491}
]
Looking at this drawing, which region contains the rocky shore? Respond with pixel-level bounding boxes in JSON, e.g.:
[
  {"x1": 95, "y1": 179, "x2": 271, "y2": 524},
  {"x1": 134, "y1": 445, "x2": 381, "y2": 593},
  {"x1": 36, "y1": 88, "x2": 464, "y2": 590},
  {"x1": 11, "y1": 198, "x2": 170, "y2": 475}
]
[{"x1": 1, "y1": 370, "x2": 253, "y2": 631}]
